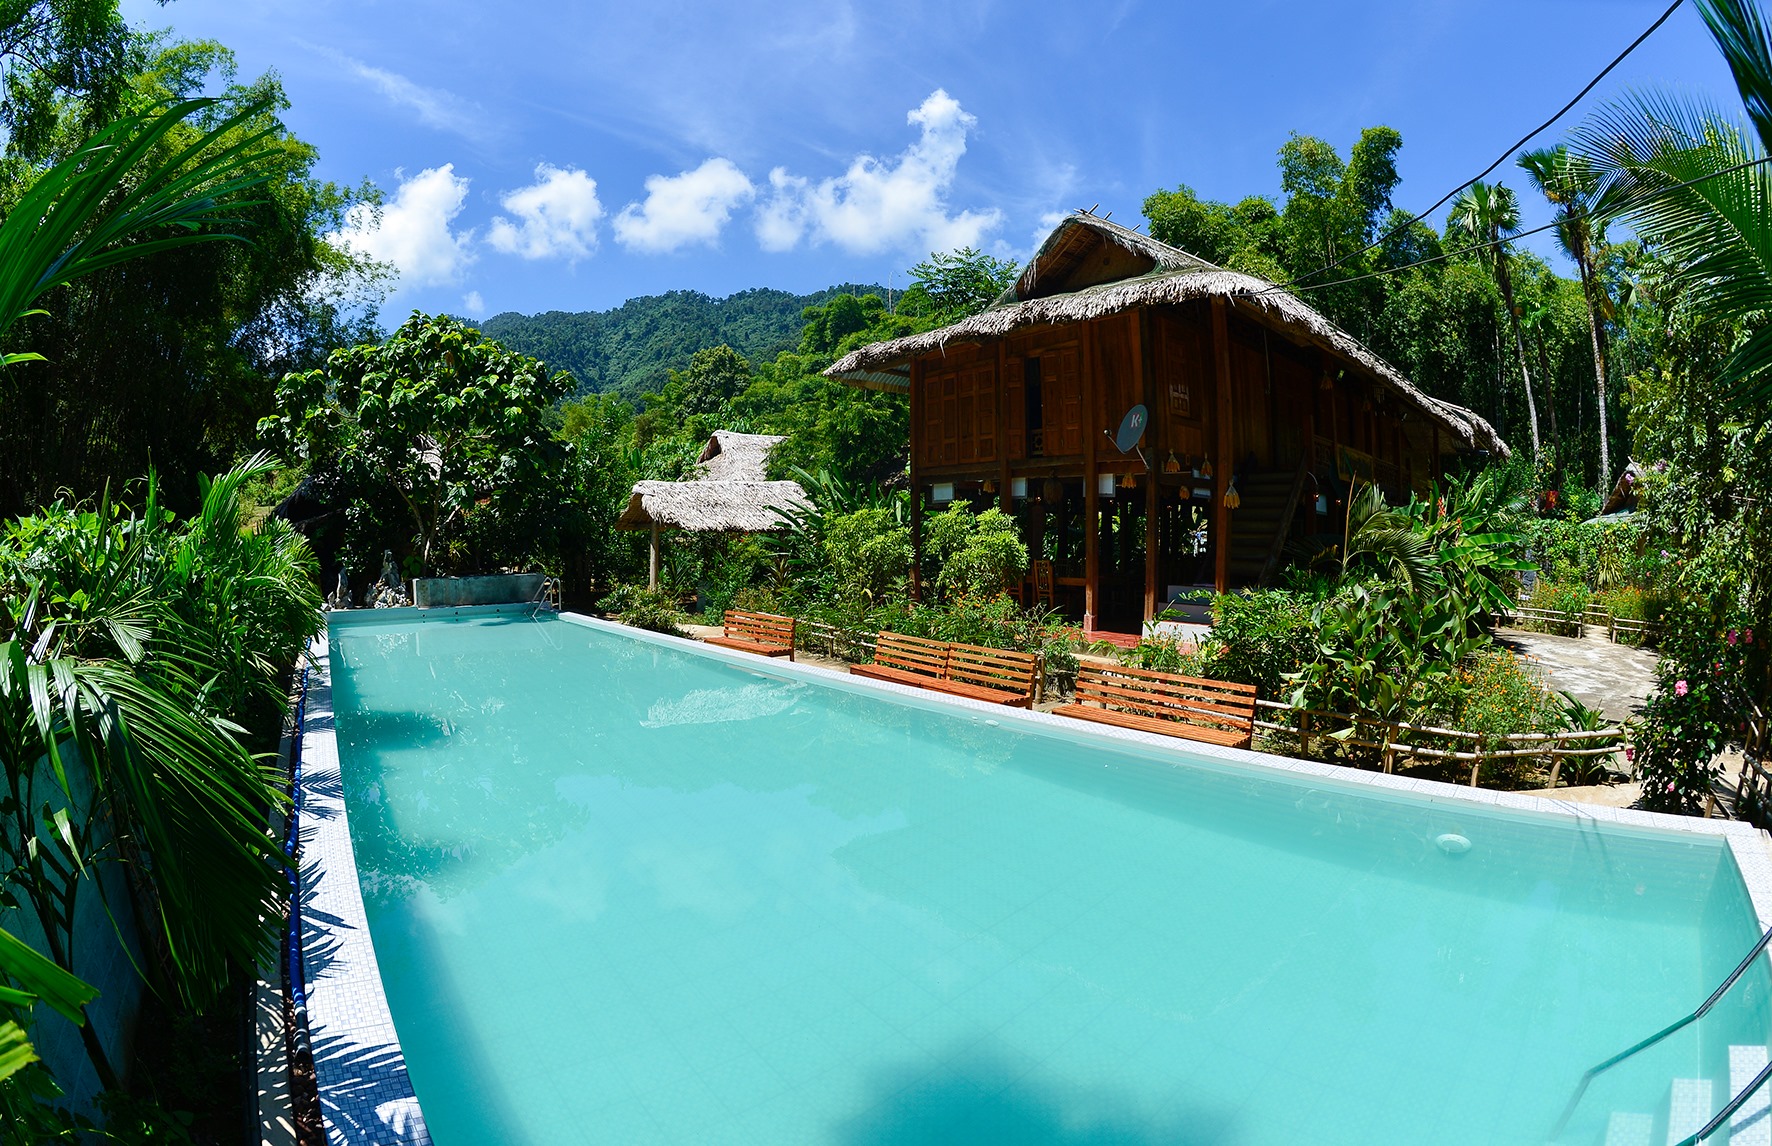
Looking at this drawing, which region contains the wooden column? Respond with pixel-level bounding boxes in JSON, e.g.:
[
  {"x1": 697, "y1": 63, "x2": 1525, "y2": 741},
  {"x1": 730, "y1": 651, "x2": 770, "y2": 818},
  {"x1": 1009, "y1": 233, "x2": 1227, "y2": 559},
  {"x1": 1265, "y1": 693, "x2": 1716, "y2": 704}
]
[
  {"x1": 648, "y1": 523, "x2": 661, "y2": 590},
  {"x1": 909, "y1": 357, "x2": 925, "y2": 601},
  {"x1": 1211, "y1": 298, "x2": 1235, "y2": 593},
  {"x1": 997, "y1": 341, "x2": 1013, "y2": 514},
  {"x1": 1136, "y1": 310, "x2": 1160, "y2": 623},
  {"x1": 1083, "y1": 320, "x2": 1100, "y2": 630}
]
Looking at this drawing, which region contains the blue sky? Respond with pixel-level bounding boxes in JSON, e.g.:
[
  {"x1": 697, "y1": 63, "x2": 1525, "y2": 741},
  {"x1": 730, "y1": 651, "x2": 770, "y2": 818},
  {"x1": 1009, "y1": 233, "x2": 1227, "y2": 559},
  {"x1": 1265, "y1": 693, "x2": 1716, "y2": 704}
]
[{"x1": 119, "y1": 0, "x2": 1738, "y2": 321}]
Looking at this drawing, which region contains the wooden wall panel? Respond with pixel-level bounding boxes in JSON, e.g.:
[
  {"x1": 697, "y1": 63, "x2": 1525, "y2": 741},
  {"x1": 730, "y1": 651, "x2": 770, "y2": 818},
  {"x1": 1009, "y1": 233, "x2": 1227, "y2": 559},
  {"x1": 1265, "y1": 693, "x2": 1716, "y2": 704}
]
[
  {"x1": 916, "y1": 360, "x2": 1000, "y2": 467},
  {"x1": 1151, "y1": 307, "x2": 1208, "y2": 458}
]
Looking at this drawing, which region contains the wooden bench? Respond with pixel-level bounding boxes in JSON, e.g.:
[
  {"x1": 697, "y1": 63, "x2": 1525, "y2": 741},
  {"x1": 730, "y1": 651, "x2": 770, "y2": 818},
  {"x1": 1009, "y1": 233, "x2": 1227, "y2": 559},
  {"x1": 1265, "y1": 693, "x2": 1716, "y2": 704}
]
[
  {"x1": 926, "y1": 641, "x2": 1038, "y2": 707},
  {"x1": 1054, "y1": 664, "x2": 1256, "y2": 748},
  {"x1": 704, "y1": 610, "x2": 796, "y2": 660},
  {"x1": 850, "y1": 631, "x2": 949, "y2": 689},
  {"x1": 850, "y1": 633, "x2": 1040, "y2": 707}
]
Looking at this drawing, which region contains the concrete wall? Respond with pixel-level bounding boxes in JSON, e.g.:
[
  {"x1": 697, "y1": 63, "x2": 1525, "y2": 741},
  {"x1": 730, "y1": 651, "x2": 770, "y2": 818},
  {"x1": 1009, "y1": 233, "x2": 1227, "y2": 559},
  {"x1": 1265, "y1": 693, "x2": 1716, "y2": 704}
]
[{"x1": 411, "y1": 574, "x2": 544, "y2": 608}]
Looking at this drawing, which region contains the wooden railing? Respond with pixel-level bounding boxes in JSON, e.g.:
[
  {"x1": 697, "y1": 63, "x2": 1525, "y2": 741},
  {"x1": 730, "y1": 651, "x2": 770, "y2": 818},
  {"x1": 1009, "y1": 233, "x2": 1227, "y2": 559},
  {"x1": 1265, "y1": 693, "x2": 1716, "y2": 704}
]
[
  {"x1": 1495, "y1": 596, "x2": 1664, "y2": 646},
  {"x1": 1250, "y1": 698, "x2": 1626, "y2": 789}
]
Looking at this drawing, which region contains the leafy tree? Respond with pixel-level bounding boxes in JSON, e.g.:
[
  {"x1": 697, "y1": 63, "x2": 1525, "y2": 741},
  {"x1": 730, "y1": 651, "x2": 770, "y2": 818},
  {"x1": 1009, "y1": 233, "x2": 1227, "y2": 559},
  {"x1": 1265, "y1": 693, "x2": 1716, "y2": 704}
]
[
  {"x1": 0, "y1": 44, "x2": 385, "y2": 517},
  {"x1": 1449, "y1": 180, "x2": 1545, "y2": 464},
  {"x1": 638, "y1": 343, "x2": 753, "y2": 443},
  {"x1": 1519, "y1": 145, "x2": 1615, "y2": 480},
  {"x1": 824, "y1": 507, "x2": 913, "y2": 604},
  {"x1": 263, "y1": 313, "x2": 572, "y2": 576},
  {"x1": 899, "y1": 246, "x2": 1019, "y2": 323}
]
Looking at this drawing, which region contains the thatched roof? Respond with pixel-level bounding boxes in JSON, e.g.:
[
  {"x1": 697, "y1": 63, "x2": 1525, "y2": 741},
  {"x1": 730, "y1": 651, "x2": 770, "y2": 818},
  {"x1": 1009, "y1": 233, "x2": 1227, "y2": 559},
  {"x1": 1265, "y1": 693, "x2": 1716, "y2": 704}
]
[
  {"x1": 617, "y1": 480, "x2": 811, "y2": 533},
  {"x1": 696, "y1": 431, "x2": 783, "y2": 481},
  {"x1": 827, "y1": 211, "x2": 1507, "y2": 457}
]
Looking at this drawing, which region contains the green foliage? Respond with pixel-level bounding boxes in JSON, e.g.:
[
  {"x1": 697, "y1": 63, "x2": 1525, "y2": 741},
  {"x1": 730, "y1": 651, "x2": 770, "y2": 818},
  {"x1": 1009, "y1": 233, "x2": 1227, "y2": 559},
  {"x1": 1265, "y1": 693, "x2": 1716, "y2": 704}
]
[
  {"x1": 0, "y1": 458, "x2": 319, "y2": 1103},
  {"x1": 1633, "y1": 608, "x2": 1760, "y2": 813},
  {"x1": 476, "y1": 283, "x2": 884, "y2": 400},
  {"x1": 263, "y1": 312, "x2": 572, "y2": 576},
  {"x1": 1122, "y1": 637, "x2": 1215, "y2": 676},
  {"x1": 1454, "y1": 650, "x2": 1567, "y2": 744},
  {"x1": 823, "y1": 508, "x2": 912, "y2": 606},
  {"x1": 897, "y1": 246, "x2": 1018, "y2": 323},
  {"x1": 596, "y1": 583, "x2": 689, "y2": 637},
  {"x1": 1526, "y1": 578, "x2": 1592, "y2": 618},
  {"x1": 1200, "y1": 590, "x2": 1320, "y2": 700},
  {"x1": 922, "y1": 505, "x2": 1028, "y2": 602}
]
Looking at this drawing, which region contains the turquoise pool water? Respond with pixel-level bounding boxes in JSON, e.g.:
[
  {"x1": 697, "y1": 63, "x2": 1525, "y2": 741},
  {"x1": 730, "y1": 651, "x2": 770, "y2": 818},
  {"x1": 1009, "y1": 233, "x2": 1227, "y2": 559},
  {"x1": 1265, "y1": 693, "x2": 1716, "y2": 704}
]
[{"x1": 327, "y1": 611, "x2": 1771, "y2": 1145}]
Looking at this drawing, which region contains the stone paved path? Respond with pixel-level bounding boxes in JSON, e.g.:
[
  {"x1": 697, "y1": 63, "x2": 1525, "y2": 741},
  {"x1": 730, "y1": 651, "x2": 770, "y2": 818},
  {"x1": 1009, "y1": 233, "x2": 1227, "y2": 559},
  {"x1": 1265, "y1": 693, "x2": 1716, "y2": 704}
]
[{"x1": 1493, "y1": 625, "x2": 1660, "y2": 724}]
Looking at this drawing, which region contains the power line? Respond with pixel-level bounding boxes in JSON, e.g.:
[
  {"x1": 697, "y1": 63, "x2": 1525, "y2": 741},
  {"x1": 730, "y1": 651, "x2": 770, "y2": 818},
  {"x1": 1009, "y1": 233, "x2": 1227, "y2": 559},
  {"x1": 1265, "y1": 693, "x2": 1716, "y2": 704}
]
[
  {"x1": 1284, "y1": 0, "x2": 1688, "y2": 289},
  {"x1": 1268, "y1": 152, "x2": 1772, "y2": 297}
]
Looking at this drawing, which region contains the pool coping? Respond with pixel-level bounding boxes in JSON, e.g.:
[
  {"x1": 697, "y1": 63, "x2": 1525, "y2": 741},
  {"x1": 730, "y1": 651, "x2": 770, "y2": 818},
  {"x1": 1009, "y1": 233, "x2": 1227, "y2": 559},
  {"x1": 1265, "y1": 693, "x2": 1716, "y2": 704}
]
[{"x1": 292, "y1": 604, "x2": 1772, "y2": 1144}]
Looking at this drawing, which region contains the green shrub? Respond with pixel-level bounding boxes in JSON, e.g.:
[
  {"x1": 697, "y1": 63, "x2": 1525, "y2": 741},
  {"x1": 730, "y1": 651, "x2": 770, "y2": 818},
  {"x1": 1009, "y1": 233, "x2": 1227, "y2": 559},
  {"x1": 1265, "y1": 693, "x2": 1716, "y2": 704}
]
[
  {"x1": 1122, "y1": 638, "x2": 1214, "y2": 676},
  {"x1": 597, "y1": 583, "x2": 689, "y2": 636},
  {"x1": 1454, "y1": 650, "x2": 1566, "y2": 743},
  {"x1": 1526, "y1": 578, "x2": 1592, "y2": 618},
  {"x1": 935, "y1": 507, "x2": 1029, "y2": 600},
  {"x1": 824, "y1": 507, "x2": 912, "y2": 604},
  {"x1": 1205, "y1": 590, "x2": 1320, "y2": 699},
  {"x1": 1593, "y1": 586, "x2": 1663, "y2": 623}
]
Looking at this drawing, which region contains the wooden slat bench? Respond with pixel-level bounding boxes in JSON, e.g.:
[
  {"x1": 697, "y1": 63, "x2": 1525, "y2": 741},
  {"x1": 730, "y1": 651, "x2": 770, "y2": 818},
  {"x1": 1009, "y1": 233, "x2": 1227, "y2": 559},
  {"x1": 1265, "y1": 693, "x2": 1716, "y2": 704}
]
[
  {"x1": 1054, "y1": 664, "x2": 1256, "y2": 748},
  {"x1": 850, "y1": 632, "x2": 950, "y2": 689},
  {"x1": 927, "y1": 641, "x2": 1038, "y2": 707},
  {"x1": 704, "y1": 610, "x2": 796, "y2": 660}
]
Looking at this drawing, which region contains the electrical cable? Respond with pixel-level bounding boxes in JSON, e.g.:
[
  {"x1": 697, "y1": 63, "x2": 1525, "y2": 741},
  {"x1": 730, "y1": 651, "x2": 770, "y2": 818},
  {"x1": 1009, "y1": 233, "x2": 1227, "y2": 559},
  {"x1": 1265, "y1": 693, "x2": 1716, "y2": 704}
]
[
  {"x1": 1282, "y1": 0, "x2": 1688, "y2": 289},
  {"x1": 1269, "y1": 152, "x2": 1772, "y2": 296}
]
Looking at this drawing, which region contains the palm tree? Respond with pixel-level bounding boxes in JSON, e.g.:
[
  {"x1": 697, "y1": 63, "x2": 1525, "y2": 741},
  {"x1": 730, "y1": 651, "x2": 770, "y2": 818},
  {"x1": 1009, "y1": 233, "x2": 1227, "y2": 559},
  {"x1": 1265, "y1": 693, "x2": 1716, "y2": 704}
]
[
  {"x1": 1449, "y1": 181, "x2": 1545, "y2": 463},
  {"x1": 1519, "y1": 145, "x2": 1615, "y2": 484},
  {"x1": 1572, "y1": 0, "x2": 1772, "y2": 403}
]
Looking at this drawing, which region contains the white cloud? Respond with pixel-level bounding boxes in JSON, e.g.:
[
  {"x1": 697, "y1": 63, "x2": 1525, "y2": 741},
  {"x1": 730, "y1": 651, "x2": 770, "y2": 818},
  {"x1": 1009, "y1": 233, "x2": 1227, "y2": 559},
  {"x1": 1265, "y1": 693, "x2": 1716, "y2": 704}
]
[
  {"x1": 614, "y1": 158, "x2": 755, "y2": 254},
  {"x1": 461, "y1": 290, "x2": 486, "y2": 317},
  {"x1": 756, "y1": 89, "x2": 1002, "y2": 256},
  {"x1": 332, "y1": 165, "x2": 475, "y2": 287},
  {"x1": 487, "y1": 164, "x2": 605, "y2": 262},
  {"x1": 331, "y1": 52, "x2": 487, "y2": 140}
]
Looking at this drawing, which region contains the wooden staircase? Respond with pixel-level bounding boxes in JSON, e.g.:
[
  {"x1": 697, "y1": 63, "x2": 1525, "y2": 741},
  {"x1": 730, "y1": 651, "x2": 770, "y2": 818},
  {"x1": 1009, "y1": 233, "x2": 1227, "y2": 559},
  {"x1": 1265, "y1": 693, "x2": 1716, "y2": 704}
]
[{"x1": 1225, "y1": 463, "x2": 1308, "y2": 587}]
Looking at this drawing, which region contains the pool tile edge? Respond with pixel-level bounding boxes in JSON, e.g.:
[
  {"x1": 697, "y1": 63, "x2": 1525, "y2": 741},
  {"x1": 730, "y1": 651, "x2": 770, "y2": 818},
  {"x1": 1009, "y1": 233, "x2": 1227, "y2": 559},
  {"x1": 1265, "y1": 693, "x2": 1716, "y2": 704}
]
[{"x1": 299, "y1": 631, "x2": 434, "y2": 1145}]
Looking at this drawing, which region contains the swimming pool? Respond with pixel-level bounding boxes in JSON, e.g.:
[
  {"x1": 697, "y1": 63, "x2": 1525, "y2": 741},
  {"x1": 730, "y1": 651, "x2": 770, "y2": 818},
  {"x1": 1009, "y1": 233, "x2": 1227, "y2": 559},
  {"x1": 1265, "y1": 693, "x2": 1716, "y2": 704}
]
[{"x1": 320, "y1": 608, "x2": 1772, "y2": 1145}]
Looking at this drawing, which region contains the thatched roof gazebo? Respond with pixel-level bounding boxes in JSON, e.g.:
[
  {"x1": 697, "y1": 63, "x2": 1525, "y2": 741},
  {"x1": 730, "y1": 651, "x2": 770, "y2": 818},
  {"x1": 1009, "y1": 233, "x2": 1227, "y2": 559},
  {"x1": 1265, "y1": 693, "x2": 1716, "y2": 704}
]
[{"x1": 616, "y1": 432, "x2": 811, "y2": 588}]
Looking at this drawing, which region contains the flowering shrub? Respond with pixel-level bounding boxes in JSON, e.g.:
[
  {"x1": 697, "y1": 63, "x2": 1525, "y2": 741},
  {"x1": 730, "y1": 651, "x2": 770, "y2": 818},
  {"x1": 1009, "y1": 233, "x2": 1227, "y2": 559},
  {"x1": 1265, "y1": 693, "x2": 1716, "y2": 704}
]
[
  {"x1": 1454, "y1": 650, "x2": 1566, "y2": 744},
  {"x1": 1633, "y1": 605, "x2": 1760, "y2": 813}
]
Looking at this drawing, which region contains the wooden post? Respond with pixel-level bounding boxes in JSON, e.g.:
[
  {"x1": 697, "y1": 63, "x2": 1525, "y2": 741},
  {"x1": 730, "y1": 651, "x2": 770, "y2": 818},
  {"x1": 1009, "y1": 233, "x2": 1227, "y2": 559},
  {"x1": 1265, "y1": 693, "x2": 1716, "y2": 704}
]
[
  {"x1": 1298, "y1": 711, "x2": 1311, "y2": 757},
  {"x1": 1084, "y1": 320, "x2": 1100, "y2": 631},
  {"x1": 997, "y1": 341, "x2": 1013, "y2": 515},
  {"x1": 1211, "y1": 298, "x2": 1235, "y2": 592},
  {"x1": 648, "y1": 523, "x2": 661, "y2": 590},
  {"x1": 1136, "y1": 310, "x2": 1160, "y2": 625},
  {"x1": 909, "y1": 357, "x2": 925, "y2": 601}
]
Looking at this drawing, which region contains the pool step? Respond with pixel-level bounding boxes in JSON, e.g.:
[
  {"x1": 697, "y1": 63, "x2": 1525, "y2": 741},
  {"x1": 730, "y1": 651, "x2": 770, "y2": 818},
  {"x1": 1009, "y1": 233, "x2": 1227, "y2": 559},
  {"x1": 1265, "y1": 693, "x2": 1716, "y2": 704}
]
[
  {"x1": 1732, "y1": 1044, "x2": 1772, "y2": 1146},
  {"x1": 1666, "y1": 1078, "x2": 1713, "y2": 1145},
  {"x1": 1604, "y1": 1111, "x2": 1653, "y2": 1146}
]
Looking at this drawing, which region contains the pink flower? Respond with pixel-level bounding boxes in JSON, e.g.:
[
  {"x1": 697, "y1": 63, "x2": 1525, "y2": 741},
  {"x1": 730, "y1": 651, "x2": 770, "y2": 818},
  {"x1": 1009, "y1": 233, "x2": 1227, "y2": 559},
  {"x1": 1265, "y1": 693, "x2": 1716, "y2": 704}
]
[
  {"x1": 1667, "y1": 782, "x2": 1676, "y2": 793},
  {"x1": 1730, "y1": 630, "x2": 1740, "y2": 645},
  {"x1": 1625, "y1": 746, "x2": 1636, "y2": 763},
  {"x1": 1749, "y1": 629, "x2": 1756, "y2": 645},
  {"x1": 1675, "y1": 680, "x2": 1689, "y2": 697}
]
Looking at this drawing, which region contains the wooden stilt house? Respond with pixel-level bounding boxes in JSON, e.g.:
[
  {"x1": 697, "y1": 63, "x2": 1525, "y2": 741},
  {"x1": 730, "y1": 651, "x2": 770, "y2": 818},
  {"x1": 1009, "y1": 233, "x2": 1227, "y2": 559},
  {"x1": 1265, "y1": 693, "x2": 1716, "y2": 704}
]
[{"x1": 825, "y1": 212, "x2": 1507, "y2": 635}]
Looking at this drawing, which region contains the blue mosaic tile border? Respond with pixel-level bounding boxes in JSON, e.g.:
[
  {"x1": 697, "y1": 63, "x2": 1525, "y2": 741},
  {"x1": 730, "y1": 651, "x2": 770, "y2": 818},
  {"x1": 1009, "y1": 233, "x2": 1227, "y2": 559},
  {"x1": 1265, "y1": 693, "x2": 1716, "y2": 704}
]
[{"x1": 298, "y1": 630, "x2": 432, "y2": 1145}]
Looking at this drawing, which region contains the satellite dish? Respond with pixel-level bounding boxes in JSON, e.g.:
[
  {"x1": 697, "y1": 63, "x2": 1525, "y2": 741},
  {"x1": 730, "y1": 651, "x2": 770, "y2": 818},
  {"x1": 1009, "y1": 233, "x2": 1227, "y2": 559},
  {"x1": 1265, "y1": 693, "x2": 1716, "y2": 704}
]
[{"x1": 1112, "y1": 404, "x2": 1149, "y2": 453}]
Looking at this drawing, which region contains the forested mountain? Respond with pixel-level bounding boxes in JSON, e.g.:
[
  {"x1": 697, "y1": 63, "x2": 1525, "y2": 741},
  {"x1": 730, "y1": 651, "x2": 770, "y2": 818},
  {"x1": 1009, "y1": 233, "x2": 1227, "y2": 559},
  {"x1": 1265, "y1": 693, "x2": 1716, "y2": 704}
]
[{"x1": 477, "y1": 283, "x2": 885, "y2": 398}]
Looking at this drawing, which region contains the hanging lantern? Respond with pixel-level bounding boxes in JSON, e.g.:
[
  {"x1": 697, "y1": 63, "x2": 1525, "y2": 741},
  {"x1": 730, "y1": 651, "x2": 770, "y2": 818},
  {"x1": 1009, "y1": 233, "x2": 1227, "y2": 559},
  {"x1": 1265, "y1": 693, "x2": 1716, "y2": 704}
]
[
  {"x1": 1164, "y1": 451, "x2": 1182, "y2": 474},
  {"x1": 982, "y1": 478, "x2": 997, "y2": 494},
  {"x1": 1224, "y1": 476, "x2": 1241, "y2": 510}
]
